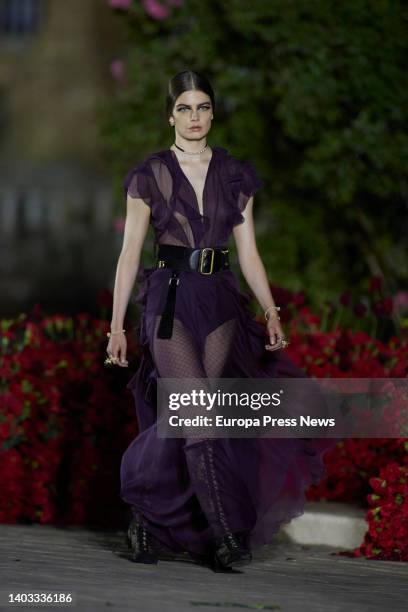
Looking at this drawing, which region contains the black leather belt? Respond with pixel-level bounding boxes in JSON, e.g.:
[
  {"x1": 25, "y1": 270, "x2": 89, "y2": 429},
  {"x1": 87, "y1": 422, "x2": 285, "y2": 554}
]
[{"x1": 155, "y1": 244, "x2": 230, "y2": 339}]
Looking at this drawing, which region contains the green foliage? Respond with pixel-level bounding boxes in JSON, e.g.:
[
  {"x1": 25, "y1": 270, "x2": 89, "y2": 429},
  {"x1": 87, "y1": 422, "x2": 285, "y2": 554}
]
[{"x1": 101, "y1": 0, "x2": 408, "y2": 301}]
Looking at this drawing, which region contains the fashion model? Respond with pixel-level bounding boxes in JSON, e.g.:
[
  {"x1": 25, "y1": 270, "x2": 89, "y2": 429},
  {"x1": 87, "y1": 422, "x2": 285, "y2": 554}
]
[{"x1": 107, "y1": 70, "x2": 337, "y2": 572}]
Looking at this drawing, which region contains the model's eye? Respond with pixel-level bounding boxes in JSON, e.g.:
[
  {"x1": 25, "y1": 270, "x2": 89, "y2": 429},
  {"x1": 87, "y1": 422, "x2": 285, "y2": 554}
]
[{"x1": 177, "y1": 106, "x2": 211, "y2": 112}]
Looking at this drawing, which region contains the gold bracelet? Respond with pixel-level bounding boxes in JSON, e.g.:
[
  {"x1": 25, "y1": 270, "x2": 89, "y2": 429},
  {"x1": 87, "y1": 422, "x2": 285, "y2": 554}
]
[
  {"x1": 106, "y1": 329, "x2": 125, "y2": 338},
  {"x1": 264, "y1": 305, "x2": 280, "y2": 321}
]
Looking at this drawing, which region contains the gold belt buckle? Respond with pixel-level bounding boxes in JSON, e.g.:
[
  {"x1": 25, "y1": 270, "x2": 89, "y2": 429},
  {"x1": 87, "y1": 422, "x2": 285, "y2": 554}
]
[{"x1": 199, "y1": 248, "x2": 214, "y2": 274}]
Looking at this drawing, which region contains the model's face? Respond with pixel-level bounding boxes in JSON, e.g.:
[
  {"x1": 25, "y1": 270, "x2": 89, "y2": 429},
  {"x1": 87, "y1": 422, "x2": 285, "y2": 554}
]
[{"x1": 170, "y1": 90, "x2": 213, "y2": 140}]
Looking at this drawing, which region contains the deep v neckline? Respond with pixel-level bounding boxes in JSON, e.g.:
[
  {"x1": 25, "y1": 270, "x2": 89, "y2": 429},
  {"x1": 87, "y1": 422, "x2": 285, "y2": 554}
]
[{"x1": 169, "y1": 146, "x2": 216, "y2": 218}]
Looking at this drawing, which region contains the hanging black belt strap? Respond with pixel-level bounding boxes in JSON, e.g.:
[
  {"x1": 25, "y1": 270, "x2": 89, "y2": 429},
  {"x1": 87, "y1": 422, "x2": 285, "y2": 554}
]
[{"x1": 156, "y1": 245, "x2": 230, "y2": 340}]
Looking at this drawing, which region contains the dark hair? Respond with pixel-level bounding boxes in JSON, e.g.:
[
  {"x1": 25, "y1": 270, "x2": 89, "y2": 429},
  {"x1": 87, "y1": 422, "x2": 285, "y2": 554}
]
[{"x1": 166, "y1": 70, "x2": 215, "y2": 120}]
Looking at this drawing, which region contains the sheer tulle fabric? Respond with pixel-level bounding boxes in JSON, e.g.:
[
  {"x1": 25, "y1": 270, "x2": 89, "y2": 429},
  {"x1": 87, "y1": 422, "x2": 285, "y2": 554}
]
[
  {"x1": 123, "y1": 146, "x2": 263, "y2": 247},
  {"x1": 120, "y1": 147, "x2": 337, "y2": 558}
]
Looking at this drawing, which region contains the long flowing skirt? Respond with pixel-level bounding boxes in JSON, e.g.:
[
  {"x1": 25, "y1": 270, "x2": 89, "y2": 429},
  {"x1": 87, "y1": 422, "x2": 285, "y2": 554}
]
[{"x1": 120, "y1": 267, "x2": 338, "y2": 559}]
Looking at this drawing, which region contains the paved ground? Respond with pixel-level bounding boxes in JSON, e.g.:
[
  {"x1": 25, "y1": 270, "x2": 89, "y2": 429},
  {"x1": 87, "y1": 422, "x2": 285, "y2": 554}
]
[{"x1": 0, "y1": 524, "x2": 407, "y2": 612}]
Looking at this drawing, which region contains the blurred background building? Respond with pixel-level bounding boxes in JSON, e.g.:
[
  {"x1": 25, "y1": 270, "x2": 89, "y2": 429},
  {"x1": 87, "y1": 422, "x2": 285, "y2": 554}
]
[{"x1": 0, "y1": 0, "x2": 120, "y2": 316}]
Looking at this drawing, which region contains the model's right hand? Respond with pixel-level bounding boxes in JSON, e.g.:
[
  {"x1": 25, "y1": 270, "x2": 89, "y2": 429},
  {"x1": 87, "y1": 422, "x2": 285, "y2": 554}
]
[{"x1": 106, "y1": 335, "x2": 128, "y2": 367}]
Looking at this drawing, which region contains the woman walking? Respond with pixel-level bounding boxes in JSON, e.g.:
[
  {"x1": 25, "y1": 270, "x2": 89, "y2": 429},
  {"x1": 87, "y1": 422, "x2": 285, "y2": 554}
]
[{"x1": 107, "y1": 70, "x2": 336, "y2": 572}]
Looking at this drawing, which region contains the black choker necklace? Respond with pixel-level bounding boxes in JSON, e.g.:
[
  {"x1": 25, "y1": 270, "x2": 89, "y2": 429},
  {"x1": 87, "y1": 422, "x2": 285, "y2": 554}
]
[{"x1": 173, "y1": 143, "x2": 208, "y2": 155}]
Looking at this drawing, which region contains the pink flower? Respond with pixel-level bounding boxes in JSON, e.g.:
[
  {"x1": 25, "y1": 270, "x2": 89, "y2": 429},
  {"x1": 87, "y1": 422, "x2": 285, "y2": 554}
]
[
  {"x1": 142, "y1": 0, "x2": 170, "y2": 20},
  {"x1": 393, "y1": 291, "x2": 408, "y2": 313},
  {"x1": 110, "y1": 60, "x2": 125, "y2": 82},
  {"x1": 108, "y1": 0, "x2": 131, "y2": 9}
]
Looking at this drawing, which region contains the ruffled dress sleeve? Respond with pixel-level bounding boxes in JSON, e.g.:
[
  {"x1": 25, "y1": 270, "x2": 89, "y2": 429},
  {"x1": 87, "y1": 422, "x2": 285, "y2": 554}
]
[
  {"x1": 225, "y1": 158, "x2": 264, "y2": 231},
  {"x1": 237, "y1": 159, "x2": 264, "y2": 213},
  {"x1": 123, "y1": 158, "x2": 174, "y2": 236},
  {"x1": 123, "y1": 161, "x2": 153, "y2": 207}
]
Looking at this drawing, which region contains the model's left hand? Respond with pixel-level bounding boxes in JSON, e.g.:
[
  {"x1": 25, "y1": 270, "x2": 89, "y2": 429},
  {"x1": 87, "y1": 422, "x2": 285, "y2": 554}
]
[{"x1": 265, "y1": 316, "x2": 286, "y2": 351}]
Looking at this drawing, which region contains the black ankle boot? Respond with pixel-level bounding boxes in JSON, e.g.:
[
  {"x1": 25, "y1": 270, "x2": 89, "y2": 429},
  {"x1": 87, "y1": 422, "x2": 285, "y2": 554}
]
[
  {"x1": 126, "y1": 518, "x2": 158, "y2": 564},
  {"x1": 213, "y1": 532, "x2": 252, "y2": 570}
]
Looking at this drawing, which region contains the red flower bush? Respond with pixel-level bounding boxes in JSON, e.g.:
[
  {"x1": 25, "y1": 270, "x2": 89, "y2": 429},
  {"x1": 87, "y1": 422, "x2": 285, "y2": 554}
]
[
  {"x1": 0, "y1": 305, "x2": 139, "y2": 527},
  {"x1": 351, "y1": 457, "x2": 408, "y2": 561},
  {"x1": 254, "y1": 278, "x2": 408, "y2": 561}
]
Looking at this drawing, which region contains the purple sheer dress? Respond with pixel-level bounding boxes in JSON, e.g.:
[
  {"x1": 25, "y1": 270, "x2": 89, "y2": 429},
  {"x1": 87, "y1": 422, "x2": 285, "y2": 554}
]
[{"x1": 120, "y1": 146, "x2": 337, "y2": 560}]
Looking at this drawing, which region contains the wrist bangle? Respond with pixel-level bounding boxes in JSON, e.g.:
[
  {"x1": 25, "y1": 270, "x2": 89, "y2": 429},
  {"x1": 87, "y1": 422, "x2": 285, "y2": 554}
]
[
  {"x1": 107, "y1": 329, "x2": 125, "y2": 338},
  {"x1": 264, "y1": 305, "x2": 280, "y2": 321}
]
